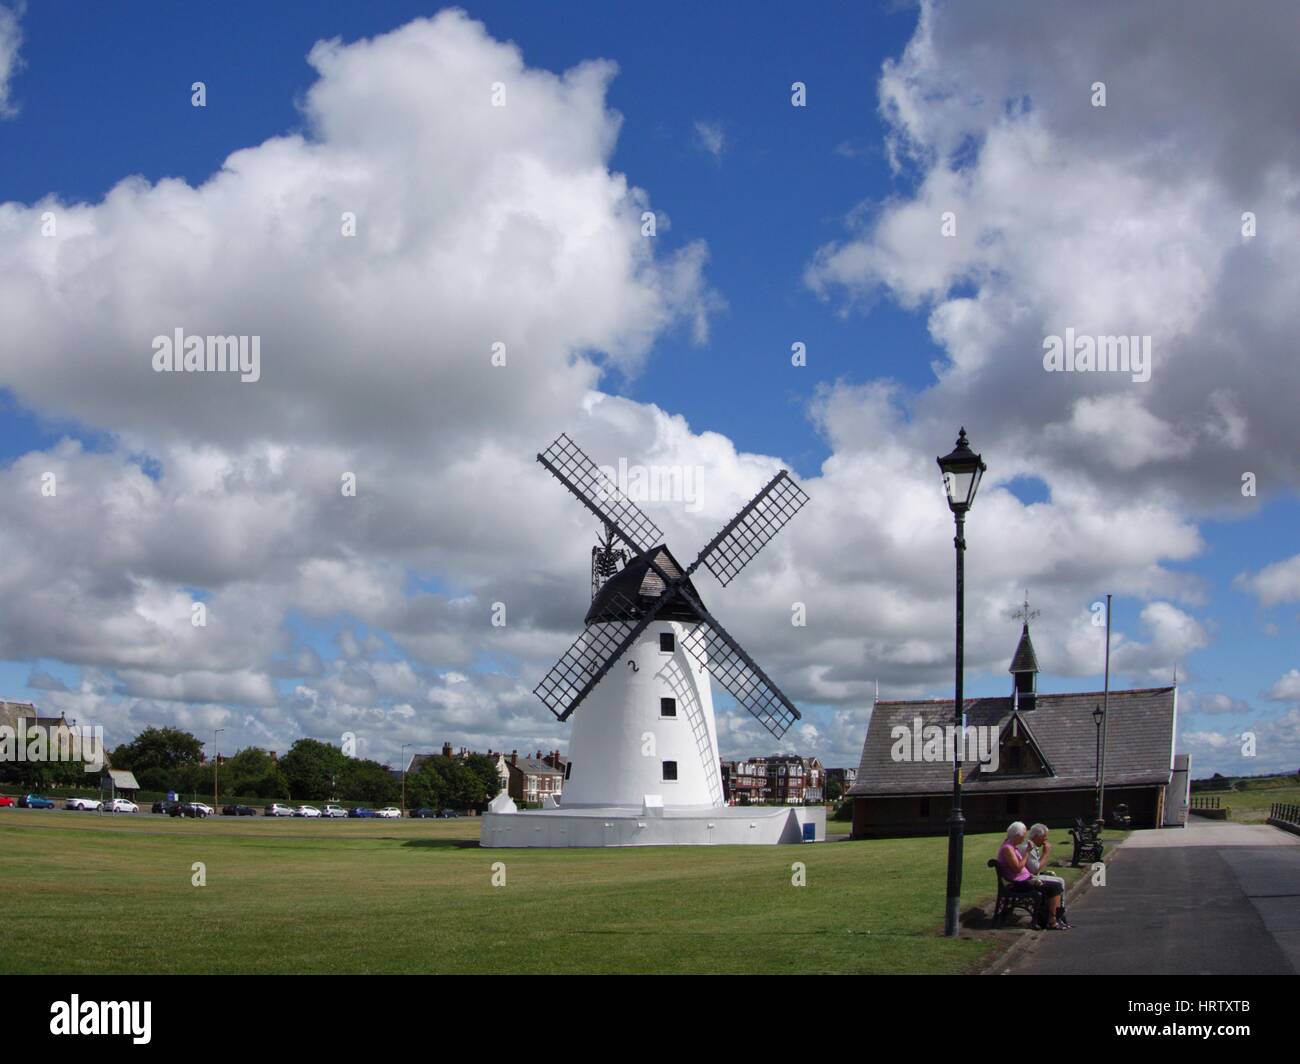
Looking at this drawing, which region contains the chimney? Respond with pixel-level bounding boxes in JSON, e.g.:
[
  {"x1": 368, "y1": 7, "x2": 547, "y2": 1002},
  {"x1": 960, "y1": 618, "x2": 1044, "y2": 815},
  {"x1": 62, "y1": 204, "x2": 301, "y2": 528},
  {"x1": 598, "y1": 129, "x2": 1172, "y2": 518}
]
[
  {"x1": 510, "y1": 750, "x2": 517, "y2": 767},
  {"x1": 441, "y1": 742, "x2": 452, "y2": 758}
]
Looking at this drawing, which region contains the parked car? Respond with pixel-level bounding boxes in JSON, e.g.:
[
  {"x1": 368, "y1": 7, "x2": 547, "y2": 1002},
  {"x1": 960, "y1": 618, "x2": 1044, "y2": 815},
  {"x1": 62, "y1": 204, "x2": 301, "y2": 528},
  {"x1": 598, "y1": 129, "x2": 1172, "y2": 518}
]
[
  {"x1": 264, "y1": 803, "x2": 296, "y2": 817},
  {"x1": 347, "y1": 806, "x2": 376, "y2": 818},
  {"x1": 0, "y1": 795, "x2": 14, "y2": 807},
  {"x1": 437, "y1": 809, "x2": 461, "y2": 819},
  {"x1": 322, "y1": 805, "x2": 347, "y2": 818},
  {"x1": 222, "y1": 804, "x2": 257, "y2": 816},
  {"x1": 375, "y1": 807, "x2": 401, "y2": 819},
  {"x1": 293, "y1": 805, "x2": 322, "y2": 818},
  {"x1": 66, "y1": 796, "x2": 104, "y2": 811},
  {"x1": 18, "y1": 794, "x2": 55, "y2": 809},
  {"x1": 152, "y1": 799, "x2": 183, "y2": 815},
  {"x1": 108, "y1": 798, "x2": 139, "y2": 813},
  {"x1": 169, "y1": 802, "x2": 210, "y2": 818},
  {"x1": 408, "y1": 807, "x2": 436, "y2": 818}
]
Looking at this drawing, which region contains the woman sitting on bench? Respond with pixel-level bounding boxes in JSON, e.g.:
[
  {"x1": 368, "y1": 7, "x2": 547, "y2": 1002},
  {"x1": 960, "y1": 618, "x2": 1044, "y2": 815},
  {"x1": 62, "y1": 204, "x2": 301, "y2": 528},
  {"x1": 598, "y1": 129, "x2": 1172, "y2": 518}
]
[{"x1": 997, "y1": 821, "x2": 1067, "y2": 930}]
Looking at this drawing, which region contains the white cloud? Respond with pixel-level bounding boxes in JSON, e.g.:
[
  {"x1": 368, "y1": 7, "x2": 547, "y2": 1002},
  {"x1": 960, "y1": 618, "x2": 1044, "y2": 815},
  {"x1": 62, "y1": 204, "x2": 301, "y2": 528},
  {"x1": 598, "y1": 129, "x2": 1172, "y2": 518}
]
[
  {"x1": 1264, "y1": 669, "x2": 1300, "y2": 703},
  {"x1": 693, "y1": 119, "x2": 726, "y2": 161},
  {"x1": 1235, "y1": 554, "x2": 1300, "y2": 607}
]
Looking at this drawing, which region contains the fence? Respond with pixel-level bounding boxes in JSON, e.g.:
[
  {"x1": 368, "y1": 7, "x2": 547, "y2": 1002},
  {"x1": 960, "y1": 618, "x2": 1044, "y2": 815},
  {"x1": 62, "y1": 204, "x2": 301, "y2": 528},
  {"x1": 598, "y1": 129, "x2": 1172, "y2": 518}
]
[
  {"x1": 1190, "y1": 795, "x2": 1221, "y2": 810},
  {"x1": 1270, "y1": 802, "x2": 1300, "y2": 827}
]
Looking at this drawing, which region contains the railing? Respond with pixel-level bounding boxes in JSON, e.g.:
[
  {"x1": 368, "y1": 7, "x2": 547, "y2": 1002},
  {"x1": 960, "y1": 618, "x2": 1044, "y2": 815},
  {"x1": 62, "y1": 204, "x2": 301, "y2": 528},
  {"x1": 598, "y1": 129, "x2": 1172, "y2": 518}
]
[
  {"x1": 1190, "y1": 795, "x2": 1221, "y2": 809},
  {"x1": 1270, "y1": 803, "x2": 1300, "y2": 827}
]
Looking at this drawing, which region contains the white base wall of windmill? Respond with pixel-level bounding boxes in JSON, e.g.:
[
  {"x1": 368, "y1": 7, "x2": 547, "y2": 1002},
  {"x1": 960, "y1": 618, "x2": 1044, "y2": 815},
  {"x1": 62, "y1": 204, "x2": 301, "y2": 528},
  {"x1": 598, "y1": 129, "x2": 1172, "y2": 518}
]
[
  {"x1": 560, "y1": 619, "x2": 726, "y2": 810},
  {"x1": 480, "y1": 802, "x2": 825, "y2": 847}
]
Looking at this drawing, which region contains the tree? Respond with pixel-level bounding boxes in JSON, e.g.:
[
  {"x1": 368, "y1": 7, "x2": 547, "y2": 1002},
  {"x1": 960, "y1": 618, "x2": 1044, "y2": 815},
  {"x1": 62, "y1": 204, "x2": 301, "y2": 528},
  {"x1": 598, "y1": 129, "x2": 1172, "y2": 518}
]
[
  {"x1": 280, "y1": 738, "x2": 350, "y2": 800},
  {"x1": 826, "y1": 776, "x2": 844, "y2": 802},
  {"x1": 464, "y1": 754, "x2": 502, "y2": 808},
  {"x1": 220, "y1": 747, "x2": 289, "y2": 800},
  {"x1": 109, "y1": 727, "x2": 204, "y2": 792},
  {"x1": 338, "y1": 757, "x2": 397, "y2": 805}
]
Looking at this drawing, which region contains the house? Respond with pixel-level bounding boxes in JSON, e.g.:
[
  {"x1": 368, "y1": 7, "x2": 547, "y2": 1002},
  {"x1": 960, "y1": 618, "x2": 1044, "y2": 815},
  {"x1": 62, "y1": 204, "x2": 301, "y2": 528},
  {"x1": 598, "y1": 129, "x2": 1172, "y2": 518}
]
[
  {"x1": 721, "y1": 758, "x2": 770, "y2": 803},
  {"x1": 826, "y1": 766, "x2": 857, "y2": 797},
  {"x1": 847, "y1": 619, "x2": 1180, "y2": 837},
  {"x1": 505, "y1": 752, "x2": 564, "y2": 805}
]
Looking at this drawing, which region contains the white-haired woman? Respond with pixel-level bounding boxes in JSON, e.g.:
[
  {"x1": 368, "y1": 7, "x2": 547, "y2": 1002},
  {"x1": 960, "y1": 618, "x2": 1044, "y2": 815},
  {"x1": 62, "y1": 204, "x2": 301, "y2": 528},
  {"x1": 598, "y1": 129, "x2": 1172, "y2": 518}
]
[
  {"x1": 1019, "y1": 823, "x2": 1070, "y2": 928},
  {"x1": 996, "y1": 821, "x2": 1066, "y2": 929}
]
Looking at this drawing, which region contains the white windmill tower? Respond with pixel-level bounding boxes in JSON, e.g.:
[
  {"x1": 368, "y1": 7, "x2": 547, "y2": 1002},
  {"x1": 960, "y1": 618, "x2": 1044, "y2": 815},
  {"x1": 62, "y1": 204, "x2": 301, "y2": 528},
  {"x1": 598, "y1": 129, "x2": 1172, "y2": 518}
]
[{"x1": 482, "y1": 434, "x2": 816, "y2": 846}]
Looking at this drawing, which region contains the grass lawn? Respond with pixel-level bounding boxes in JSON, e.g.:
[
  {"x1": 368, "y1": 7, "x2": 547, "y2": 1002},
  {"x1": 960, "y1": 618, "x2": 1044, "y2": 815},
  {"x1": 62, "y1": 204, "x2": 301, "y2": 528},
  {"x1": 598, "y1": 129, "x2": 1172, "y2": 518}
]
[
  {"x1": 1212, "y1": 782, "x2": 1300, "y2": 823},
  {"x1": 0, "y1": 811, "x2": 1087, "y2": 974}
]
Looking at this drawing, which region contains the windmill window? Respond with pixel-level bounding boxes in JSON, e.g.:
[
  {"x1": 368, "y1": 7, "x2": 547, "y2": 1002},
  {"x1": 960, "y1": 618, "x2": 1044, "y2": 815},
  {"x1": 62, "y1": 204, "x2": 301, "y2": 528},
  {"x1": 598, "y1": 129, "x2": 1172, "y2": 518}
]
[
  {"x1": 660, "y1": 697, "x2": 677, "y2": 718},
  {"x1": 1006, "y1": 795, "x2": 1020, "y2": 814},
  {"x1": 920, "y1": 797, "x2": 931, "y2": 817},
  {"x1": 659, "y1": 632, "x2": 675, "y2": 653},
  {"x1": 1008, "y1": 746, "x2": 1023, "y2": 773},
  {"x1": 564, "y1": 762, "x2": 572, "y2": 781},
  {"x1": 662, "y1": 761, "x2": 678, "y2": 782}
]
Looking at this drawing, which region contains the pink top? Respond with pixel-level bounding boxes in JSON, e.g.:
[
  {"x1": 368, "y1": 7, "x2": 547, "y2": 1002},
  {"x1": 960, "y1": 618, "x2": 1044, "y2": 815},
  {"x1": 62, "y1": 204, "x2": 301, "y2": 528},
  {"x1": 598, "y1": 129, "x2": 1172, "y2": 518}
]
[{"x1": 998, "y1": 842, "x2": 1031, "y2": 882}]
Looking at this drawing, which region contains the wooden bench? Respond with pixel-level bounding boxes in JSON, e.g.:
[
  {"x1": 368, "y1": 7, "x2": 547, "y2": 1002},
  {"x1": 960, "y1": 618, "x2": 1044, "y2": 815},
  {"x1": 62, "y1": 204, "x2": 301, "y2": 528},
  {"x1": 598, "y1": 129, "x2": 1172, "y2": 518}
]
[
  {"x1": 987, "y1": 859, "x2": 1041, "y2": 927},
  {"x1": 1069, "y1": 817, "x2": 1104, "y2": 866}
]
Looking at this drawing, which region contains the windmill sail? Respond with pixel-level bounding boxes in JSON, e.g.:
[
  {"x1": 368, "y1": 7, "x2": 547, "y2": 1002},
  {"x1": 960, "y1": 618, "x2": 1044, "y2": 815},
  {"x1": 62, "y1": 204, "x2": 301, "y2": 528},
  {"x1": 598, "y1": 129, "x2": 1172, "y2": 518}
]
[
  {"x1": 690, "y1": 470, "x2": 808, "y2": 586},
  {"x1": 538, "y1": 433, "x2": 663, "y2": 554}
]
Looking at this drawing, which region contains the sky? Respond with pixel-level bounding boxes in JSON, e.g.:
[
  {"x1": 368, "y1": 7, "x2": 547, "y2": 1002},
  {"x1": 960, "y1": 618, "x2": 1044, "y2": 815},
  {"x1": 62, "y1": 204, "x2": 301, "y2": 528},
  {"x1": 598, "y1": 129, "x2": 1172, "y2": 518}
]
[{"x1": 1, "y1": 0, "x2": 1298, "y2": 778}]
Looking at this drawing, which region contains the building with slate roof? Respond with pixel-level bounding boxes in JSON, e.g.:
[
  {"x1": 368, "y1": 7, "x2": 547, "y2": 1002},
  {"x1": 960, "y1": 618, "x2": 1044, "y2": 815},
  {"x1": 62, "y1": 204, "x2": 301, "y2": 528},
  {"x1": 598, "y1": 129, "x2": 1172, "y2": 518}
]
[{"x1": 846, "y1": 620, "x2": 1180, "y2": 837}]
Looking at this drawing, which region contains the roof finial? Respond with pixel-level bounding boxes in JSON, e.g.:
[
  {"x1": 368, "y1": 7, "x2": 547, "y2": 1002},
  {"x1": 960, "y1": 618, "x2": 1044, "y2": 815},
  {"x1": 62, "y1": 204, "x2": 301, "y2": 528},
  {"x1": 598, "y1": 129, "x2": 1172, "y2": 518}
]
[{"x1": 1010, "y1": 589, "x2": 1040, "y2": 628}]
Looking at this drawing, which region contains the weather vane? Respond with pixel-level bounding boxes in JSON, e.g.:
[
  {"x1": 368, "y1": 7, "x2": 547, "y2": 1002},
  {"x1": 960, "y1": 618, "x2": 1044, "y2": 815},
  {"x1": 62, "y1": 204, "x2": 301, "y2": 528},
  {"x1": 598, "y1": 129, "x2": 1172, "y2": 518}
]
[{"x1": 1010, "y1": 590, "x2": 1040, "y2": 626}]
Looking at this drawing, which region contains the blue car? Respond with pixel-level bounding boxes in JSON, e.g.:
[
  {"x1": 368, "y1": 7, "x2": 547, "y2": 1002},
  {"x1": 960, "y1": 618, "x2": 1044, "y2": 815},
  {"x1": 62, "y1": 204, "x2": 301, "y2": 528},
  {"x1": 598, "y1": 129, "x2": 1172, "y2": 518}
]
[
  {"x1": 18, "y1": 794, "x2": 55, "y2": 809},
  {"x1": 347, "y1": 807, "x2": 376, "y2": 818}
]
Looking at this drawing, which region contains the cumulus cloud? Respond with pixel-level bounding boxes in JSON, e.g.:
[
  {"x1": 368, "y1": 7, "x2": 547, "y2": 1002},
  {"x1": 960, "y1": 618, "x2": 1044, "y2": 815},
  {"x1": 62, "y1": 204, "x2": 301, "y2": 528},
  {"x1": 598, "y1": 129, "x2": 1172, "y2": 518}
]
[
  {"x1": 1264, "y1": 669, "x2": 1300, "y2": 703},
  {"x1": 805, "y1": 0, "x2": 1300, "y2": 510},
  {"x1": 1235, "y1": 553, "x2": 1300, "y2": 607}
]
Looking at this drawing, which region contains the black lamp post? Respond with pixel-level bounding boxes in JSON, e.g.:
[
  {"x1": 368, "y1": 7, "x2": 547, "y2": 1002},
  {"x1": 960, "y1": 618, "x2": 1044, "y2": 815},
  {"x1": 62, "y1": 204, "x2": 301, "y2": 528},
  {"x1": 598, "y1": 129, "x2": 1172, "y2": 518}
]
[
  {"x1": 936, "y1": 427, "x2": 986, "y2": 937},
  {"x1": 1092, "y1": 704, "x2": 1104, "y2": 819}
]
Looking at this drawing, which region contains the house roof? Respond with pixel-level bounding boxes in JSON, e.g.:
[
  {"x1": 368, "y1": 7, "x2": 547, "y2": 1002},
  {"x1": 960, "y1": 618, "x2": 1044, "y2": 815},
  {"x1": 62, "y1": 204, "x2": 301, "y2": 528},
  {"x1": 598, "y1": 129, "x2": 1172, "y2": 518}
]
[
  {"x1": 585, "y1": 546, "x2": 704, "y2": 624},
  {"x1": 509, "y1": 757, "x2": 563, "y2": 777},
  {"x1": 1009, "y1": 624, "x2": 1040, "y2": 674},
  {"x1": 847, "y1": 687, "x2": 1176, "y2": 797}
]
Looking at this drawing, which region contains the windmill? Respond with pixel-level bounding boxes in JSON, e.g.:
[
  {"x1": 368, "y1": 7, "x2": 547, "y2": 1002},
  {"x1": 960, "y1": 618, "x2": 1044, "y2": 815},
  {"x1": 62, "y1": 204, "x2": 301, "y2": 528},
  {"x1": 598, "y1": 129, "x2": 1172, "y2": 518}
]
[{"x1": 532, "y1": 432, "x2": 808, "y2": 809}]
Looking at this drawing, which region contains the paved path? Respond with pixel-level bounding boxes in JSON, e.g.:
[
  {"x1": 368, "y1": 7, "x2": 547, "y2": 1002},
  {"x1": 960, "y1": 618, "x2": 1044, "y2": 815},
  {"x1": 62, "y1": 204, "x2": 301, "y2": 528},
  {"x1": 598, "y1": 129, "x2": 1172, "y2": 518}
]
[{"x1": 1009, "y1": 821, "x2": 1300, "y2": 975}]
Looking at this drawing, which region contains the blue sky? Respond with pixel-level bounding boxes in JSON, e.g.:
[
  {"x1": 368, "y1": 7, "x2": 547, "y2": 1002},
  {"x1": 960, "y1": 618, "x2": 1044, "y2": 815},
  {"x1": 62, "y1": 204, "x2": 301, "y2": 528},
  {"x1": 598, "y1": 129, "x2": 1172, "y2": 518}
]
[{"x1": 1, "y1": 1, "x2": 1298, "y2": 777}]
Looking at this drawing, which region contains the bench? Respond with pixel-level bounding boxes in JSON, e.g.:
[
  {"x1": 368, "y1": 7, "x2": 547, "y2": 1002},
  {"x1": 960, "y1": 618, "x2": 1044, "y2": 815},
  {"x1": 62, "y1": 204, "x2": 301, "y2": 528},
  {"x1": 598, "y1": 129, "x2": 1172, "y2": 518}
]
[
  {"x1": 1069, "y1": 817, "x2": 1104, "y2": 866},
  {"x1": 987, "y1": 859, "x2": 1042, "y2": 927}
]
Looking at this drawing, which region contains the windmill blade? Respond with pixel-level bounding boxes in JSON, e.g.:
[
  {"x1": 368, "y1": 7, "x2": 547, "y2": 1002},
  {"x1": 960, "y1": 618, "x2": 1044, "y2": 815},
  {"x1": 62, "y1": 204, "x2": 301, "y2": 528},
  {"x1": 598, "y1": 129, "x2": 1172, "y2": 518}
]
[
  {"x1": 680, "y1": 615, "x2": 802, "y2": 739},
  {"x1": 533, "y1": 589, "x2": 675, "y2": 721},
  {"x1": 690, "y1": 470, "x2": 808, "y2": 587},
  {"x1": 538, "y1": 433, "x2": 664, "y2": 554}
]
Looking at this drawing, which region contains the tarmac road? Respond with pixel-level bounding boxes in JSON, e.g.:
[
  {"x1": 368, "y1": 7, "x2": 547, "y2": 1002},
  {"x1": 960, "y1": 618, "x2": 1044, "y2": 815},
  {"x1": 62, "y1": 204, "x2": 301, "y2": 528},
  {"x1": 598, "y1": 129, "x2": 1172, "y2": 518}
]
[{"x1": 1010, "y1": 821, "x2": 1300, "y2": 975}]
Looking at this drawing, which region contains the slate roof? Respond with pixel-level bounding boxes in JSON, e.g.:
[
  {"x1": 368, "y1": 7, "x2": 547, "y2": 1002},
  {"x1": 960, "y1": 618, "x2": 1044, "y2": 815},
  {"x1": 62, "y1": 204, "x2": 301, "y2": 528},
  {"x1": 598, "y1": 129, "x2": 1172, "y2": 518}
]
[
  {"x1": 1009, "y1": 624, "x2": 1040, "y2": 674},
  {"x1": 509, "y1": 757, "x2": 563, "y2": 777},
  {"x1": 847, "y1": 687, "x2": 1176, "y2": 796},
  {"x1": 585, "y1": 545, "x2": 704, "y2": 624}
]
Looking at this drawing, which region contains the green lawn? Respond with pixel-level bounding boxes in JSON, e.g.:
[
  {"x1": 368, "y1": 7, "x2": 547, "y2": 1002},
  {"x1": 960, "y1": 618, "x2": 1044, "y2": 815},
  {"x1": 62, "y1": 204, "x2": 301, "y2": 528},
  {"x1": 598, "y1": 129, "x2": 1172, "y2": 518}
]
[
  {"x1": 1206, "y1": 782, "x2": 1300, "y2": 823},
  {"x1": 0, "y1": 812, "x2": 1085, "y2": 974}
]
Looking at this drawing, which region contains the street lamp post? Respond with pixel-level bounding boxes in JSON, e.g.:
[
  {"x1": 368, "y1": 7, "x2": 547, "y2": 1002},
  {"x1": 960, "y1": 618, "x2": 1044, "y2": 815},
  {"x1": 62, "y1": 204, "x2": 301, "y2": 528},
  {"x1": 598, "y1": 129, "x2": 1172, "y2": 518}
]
[
  {"x1": 213, "y1": 727, "x2": 225, "y2": 810},
  {"x1": 1093, "y1": 704, "x2": 1104, "y2": 819},
  {"x1": 401, "y1": 743, "x2": 411, "y2": 816},
  {"x1": 936, "y1": 427, "x2": 986, "y2": 937}
]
